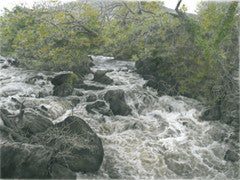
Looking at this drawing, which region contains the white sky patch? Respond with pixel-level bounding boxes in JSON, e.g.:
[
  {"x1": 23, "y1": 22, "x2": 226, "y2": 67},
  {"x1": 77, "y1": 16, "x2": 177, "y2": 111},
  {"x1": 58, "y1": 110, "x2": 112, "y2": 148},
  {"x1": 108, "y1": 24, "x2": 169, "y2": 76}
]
[
  {"x1": 0, "y1": 0, "x2": 76, "y2": 14},
  {"x1": 0, "y1": 0, "x2": 201, "y2": 15}
]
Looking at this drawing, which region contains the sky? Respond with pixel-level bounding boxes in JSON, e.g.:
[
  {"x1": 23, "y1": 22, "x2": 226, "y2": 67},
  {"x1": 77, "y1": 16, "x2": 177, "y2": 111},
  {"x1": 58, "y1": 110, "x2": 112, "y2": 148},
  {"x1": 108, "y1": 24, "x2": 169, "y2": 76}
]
[{"x1": 0, "y1": 0, "x2": 201, "y2": 15}]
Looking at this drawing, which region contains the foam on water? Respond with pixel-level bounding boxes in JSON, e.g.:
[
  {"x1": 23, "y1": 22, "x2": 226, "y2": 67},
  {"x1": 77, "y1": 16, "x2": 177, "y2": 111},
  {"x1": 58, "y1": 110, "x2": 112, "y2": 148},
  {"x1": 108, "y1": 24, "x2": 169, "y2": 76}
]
[
  {"x1": 0, "y1": 55, "x2": 238, "y2": 179},
  {"x1": 74, "y1": 56, "x2": 239, "y2": 179}
]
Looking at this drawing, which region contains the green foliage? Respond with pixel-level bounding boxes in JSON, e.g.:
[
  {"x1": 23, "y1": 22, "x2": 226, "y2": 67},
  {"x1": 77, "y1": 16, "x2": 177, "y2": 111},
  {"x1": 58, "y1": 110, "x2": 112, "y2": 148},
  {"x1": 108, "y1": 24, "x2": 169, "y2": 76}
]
[
  {"x1": 0, "y1": 2, "x2": 101, "y2": 71},
  {"x1": 99, "y1": 1, "x2": 239, "y2": 122}
]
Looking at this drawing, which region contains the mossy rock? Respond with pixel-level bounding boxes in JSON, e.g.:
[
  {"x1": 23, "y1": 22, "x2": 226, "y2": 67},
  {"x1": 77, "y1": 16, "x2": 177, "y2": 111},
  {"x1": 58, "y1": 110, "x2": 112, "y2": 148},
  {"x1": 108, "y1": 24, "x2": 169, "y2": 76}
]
[
  {"x1": 93, "y1": 70, "x2": 113, "y2": 85},
  {"x1": 52, "y1": 73, "x2": 81, "y2": 97},
  {"x1": 51, "y1": 73, "x2": 80, "y2": 86},
  {"x1": 104, "y1": 90, "x2": 132, "y2": 116}
]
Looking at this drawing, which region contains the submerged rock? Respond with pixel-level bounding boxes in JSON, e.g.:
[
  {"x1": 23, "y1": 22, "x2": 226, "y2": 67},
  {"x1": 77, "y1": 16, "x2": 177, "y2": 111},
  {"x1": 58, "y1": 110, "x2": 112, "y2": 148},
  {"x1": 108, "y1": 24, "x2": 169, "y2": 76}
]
[
  {"x1": 2, "y1": 64, "x2": 9, "y2": 69},
  {"x1": 25, "y1": 75, "x2": 44, "y2": 85},
  {"x1": 224, "y1": 150, "x2": 239, "y2": 162},
  {"x1": 1, "y1": 142, "x2": 53, "y2": 179},
  {"x1": 86, "y1": 101, "x2": 112, "y2": 116},
  {"x1": 75, "y1": 83, "x2": 105, "y2": 90},
  {"x1": 86, "y1": 93, "x2": 97, "y2": 102},
  {"x1": 104, "y1": 90, "x2": 132, "y2": 116},
  {"x1": 1, "y1": 107, "x2": 52, "y2": 136},
  {"x1": 73, "y1": 89, "x2": 84, "y2": 96},
  {"x1": 93, "y1": 70, "x2": 113, "y2": 85},
  {"x1": 164, "y1": 158, "x2": 192, "y2": 177},
  {"x1": 72, "y1": 60, "x2": 92, "y2": 77}
]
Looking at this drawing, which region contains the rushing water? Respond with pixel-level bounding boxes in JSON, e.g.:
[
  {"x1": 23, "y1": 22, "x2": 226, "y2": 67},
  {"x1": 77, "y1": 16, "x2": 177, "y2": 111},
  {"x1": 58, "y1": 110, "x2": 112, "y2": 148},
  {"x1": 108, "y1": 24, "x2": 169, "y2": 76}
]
[{"x1": 0, "y1": 55, "x2": 239, "y2": 179}]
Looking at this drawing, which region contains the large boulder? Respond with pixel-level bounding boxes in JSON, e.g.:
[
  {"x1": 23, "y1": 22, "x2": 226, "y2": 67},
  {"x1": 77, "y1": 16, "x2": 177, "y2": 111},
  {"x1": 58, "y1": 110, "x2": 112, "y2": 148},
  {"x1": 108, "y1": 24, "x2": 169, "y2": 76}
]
[
  {"x1": 104, "y1": 90, "x2": 132, "y2": 116},
  {"x1": 50, "y1": 163, "x2": 76, "y2": 179},
  {"x1": 86, "y1": 101, "x2": 113, "y2": 116},
  {"x1": 93, "y1": 70, "x2": 113, "y2": 85},
  {"x1": 51, "y1": 73, "x2": 79, "y2": 86},
  {"x1": 33, "y1": 116, "x2": 104, "y2": 173},
  {"x1": 20, "y1": 108, "x2": 53, "y2": 135},
  {"x1": 53, "y1": 83, "x2": 74, "y2": 97},
  {"x1": 1, "y1": 142, "x2": 53, "y2": 179},
  {"x1": 51, "y1": 73, "x2": 80, "y2": 97}
]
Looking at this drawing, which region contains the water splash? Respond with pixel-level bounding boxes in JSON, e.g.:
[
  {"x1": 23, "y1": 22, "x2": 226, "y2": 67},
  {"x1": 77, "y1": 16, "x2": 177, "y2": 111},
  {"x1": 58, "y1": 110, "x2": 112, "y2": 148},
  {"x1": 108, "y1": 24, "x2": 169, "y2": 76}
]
[{"x1": 0, "y1": 55, "x2": 238, "y2": 179}]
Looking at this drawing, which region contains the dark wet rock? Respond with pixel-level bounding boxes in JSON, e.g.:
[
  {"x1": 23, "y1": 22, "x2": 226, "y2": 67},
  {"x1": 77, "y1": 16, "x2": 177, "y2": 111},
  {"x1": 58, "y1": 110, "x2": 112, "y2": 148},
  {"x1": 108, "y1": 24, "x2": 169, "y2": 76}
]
[
  {"x1": 25, "y1": 75, "x2": 44, "y2": 84},
  {"x1": 1, "y1": 142, "x2": 53, "y2": 179},
  {"x1": 88, "y1": 55, "x2": 94, "y2": 61},
  {"x1": 7, "y1": 57, "x2": 19, "y2": 67},
  {"x1": 0, "y1": 108, "x2": 18, "y2": 130},
  {"x1": 53, "y1": 83, "x2": 74, "y2": 97},
  {"x1": 0, "y1": 56, "x2": 5, "y2": 63},
  {"x1": 50, "y1": 163, "x2": 76, "y2": 179},
  {"x1": 51, "y1": 73, "x2": 81, "y2": 97},
  {"x1": 135, "y1": 59, "x2": 177, "y2": 96},
  {"x1": 93, "y1": 70, "x2": 113, "y2": 85},
  {"x1": 164, "y1": 158, "x2": 192, "y2": 177},
  {"x1": 143, "y1": 79, "x2": 159, "y2": 89},
  {"x1": 230, "y1": 132, "x2": 239, "y2": 142},
  {"x1": 20, "y1": 108, "x2": 53, "y2": 135},
  {"x1": 104, "y1": 90, "x2": 132, "y2": 116},
  {"x1": 0, "y1": 126, "x2": 28, "y2": 143},
  {"x1": 40, "y1": 105, "x2": 48, "y2": 111},
  {"x1": 142, "y1": 75, "x2": 155, "y2": 80},
  {"x1": 201, "y1": 107, "x2": 222, "y2": 121},
  {"x1": 86, "y1": 101, "x2": 112, "y2": 116},
  {"x1": 73, "y1": 89, "x2": 84, "y2": 96},
  {"x1": 34, "y1": 116, "x2": 104, "y2": 173},
  {"x1": 124, "y1": 121, "x2": 144, "y2": 131},
  {"x1": 37, "y1": 91, "x2": 49, "y2": 98},
  {"x1": 2, "y1": 89, "x2": 19, "y2": 97},
  {"x1": 86, "y1": 93, "x2": 97, "y2": 102},
  {"x1": 206, "y1": 126, "x2": 227, "y2": 142},
  {"x1": 72, "y1": 60, "x2": 92, "y2": 77},
  {"x1": 51, "y1": 73, "x2": 80, "y2": 86},
  {"x1": 224, "y1": 150, "x2": 239, "y2": 162},
  {"x1": 75, "y1": 83, "x2": 105, "y2": 90},
  {"x1": 2, "y1": 64, "x2": 9, "y2": 69},
  {"x1": 103, "y1": 155, "x2": 121, "y2": 179},
  {"x1": 66, "y1": 96, "x2": 81, "y2": 106},
  {"x1": 89, "y1": 61, "x2": 95, "y2": 67},
  {"x1": 19, "y1": 98, "x2": 72, "y2": 120}
]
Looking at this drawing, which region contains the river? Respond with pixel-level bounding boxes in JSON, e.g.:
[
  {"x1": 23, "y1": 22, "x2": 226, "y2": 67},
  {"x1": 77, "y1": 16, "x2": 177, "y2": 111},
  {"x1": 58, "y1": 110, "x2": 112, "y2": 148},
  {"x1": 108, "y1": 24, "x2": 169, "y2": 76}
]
[{"x1": 0, "y1": 55, "x2": 238, "y2": 179}]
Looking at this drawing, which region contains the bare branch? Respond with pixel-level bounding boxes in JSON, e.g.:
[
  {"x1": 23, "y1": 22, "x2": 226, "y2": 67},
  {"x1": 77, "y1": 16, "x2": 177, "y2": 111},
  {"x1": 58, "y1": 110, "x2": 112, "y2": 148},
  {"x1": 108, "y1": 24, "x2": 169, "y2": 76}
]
[
  {"x1": 175, "y1": 0, "x2": 182, "y2": 12},
  {"x1": 122, "y1": 2, "x2": 135, "y2": 14}
]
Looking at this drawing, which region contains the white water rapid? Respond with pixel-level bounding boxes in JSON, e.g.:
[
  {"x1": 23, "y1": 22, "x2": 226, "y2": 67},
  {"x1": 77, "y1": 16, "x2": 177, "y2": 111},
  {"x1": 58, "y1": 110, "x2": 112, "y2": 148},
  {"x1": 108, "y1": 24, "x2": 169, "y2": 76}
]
[{"x1": 0, "y1": 55, "x2": 239, "y2": 179}]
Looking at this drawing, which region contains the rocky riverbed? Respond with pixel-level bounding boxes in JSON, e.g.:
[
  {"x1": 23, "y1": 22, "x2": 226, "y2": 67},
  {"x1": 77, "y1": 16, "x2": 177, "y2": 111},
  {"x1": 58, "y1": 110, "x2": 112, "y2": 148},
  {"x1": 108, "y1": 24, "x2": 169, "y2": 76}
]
[{"x1": 0, "y1": 55, "x2": 239, "y2": 179}]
